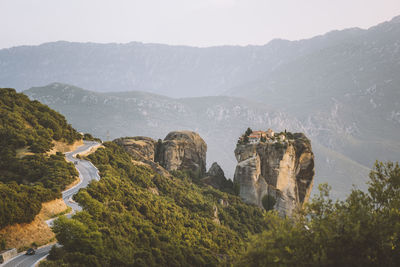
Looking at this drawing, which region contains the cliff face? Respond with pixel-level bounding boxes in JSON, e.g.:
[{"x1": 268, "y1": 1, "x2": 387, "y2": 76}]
[
  {"x1": 201, "y1": 162, "x2": 233, "y2": 193},
  {"x1": 157, "y1": 131, "x2": 207, "y2": 177},
  {"x1": 234, "y1": 133, "x2": 314, "y2": 216},
  {"x1": 116, "y1": 131, "x2": 207, "y2": 178},
  {"x1": 114, "y1": 137, "x2": 156, "y2": 161}
]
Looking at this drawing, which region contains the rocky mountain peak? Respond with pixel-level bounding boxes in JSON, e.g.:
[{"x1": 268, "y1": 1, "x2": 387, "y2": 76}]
[
  {"x1": 207, "y1": 162, "x2": 225, "y2": 178},
  {"x1": 201, "y1": 162, "x2": 234, "y2": 193},
  {"x1": 233, "y1": 130, "x2": 315, "y2": 216}
]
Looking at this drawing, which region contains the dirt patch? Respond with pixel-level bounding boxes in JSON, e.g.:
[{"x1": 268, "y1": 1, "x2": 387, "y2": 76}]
[
  {"x1": 148, "y1": 187, "x2": 159, "y2": 195},
  {"x1": 132, "y1": 140, "x2": 148, "y2": 147},
  {"x1": 48, "y1": 139, "x2": 84, "y2": 155},
  {"x1": 0, "y1": 198, "x2": 68, "y2": 250},
  {"x1": 24, "y1": 121, "x2": 33, "y2": 129},
  {"x1": 0, "y1": 216, "x2": 55, "y2": 251},
  {"x1": 15, "y1": 147, "x2": 35, "y2": 158},
  {"x1": 38, "y1": 199, "x2": 68, "y2": 221},
  {"x1": 16, "y1": 140, "x2": 83, "y2": 158},
  {"x1": 131, "y1": 159, "x2": 149, "y2": 166}
]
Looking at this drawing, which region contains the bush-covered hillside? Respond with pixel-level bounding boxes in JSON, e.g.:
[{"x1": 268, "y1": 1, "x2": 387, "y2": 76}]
[
  {"x1": 42, "y1": 142, "x2": 267, "y2": 266},
  {"x1": 0, "y1": 88, "x2": 81, "y2": 228},
  {"x1": 0, "y1": 88, "x2": 80, "y2": 152},
  {"x1": 238, "y1": 161, "x2": 400, "y2": 267}
]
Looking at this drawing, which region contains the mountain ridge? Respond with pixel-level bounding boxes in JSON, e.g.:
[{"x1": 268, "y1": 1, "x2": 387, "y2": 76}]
[
  {"x1": 1, "y1": 15, "x2": 399, "y2": 97},
  {"x1": 25, "y1": 83, "x2": 371, "y2": 199}
]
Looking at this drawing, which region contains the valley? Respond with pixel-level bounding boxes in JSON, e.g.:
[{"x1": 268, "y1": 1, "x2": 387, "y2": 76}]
[{"x1": 1, "y1": 9, "x2": 400, "y2": 266}]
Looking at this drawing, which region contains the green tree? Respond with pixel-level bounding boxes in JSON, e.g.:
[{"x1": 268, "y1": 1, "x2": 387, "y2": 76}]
[
  {"x1": 245, "y1": 128, "x2": 253, "y2": 136},
  {"x1": 154, "y1": 139, "x2": 163, "y2": 163},
  {"x1": 233, "y1": 182, "x2": 240, "y2": 196}
]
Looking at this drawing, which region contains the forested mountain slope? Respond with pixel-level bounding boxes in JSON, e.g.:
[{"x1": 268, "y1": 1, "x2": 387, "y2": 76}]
[
  {"x1": 41, "y1": 142, "x2": 267, "y2": 266},
  {"x1": 0, "y1": 88, "x2": 81, "y2": 229}
]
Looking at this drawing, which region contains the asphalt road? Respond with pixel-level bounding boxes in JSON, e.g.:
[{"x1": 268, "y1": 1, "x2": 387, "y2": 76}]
[
  {"x1": 1, "y1": 141, "x2": 101, "y2": 267},
  {"x1": 1, "y1": 246, "x2": 52, "y2": 267},
  {"x1": 63, "y1": 141, "x2": 101, "y2": 212}
]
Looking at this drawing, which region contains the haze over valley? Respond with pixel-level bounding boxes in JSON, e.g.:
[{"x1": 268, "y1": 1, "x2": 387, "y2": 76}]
[{"x1": 7, "y1": 15, "x2": 399, "y2": 198}]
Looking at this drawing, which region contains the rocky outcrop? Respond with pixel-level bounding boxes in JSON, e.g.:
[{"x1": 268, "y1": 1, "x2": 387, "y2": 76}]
[
  {"x1": 201, "y1": 162, "x2": 233, "y2": 192},
  {"x1": 114, "y1": 136, "x2": 171, "y2": 178},
  {"x1": 156, "y1": 131, "x2": 207, "y2": 177},
  {"x1": 114, "y1": 137, "x2": 157, "y2": 161},
  {"x1": 234, "y1": 132, "x2": 314, "y2": 216},
  {"x1": 207, "y1": 162, "x2": 225, "y2": 178},
  {"x1": 115, "y1": 131, "x2": 207, "y2": 178}
]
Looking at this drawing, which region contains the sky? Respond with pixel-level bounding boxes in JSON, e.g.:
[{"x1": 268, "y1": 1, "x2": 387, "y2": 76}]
[{"x1": 1, "y1": 0, "x2": 400, "y2": 49}]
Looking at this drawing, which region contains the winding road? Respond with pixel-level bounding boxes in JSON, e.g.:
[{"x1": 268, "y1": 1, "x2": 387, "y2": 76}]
[{"x1": 1, "y1": 141, "x2": 101, "y2": 267}]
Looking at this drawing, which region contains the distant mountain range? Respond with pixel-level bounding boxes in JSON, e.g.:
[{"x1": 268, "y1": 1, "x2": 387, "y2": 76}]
[
  {"x1": 4, "y1": 15, "x2": 400, "y2": 198},
  {"x1": 1, "y1": 16, "x2": 399, "y2": 98}
]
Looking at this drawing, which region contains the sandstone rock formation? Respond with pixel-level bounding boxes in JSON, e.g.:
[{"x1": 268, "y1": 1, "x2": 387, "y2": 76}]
[
  {"x1": 207, "y1": 162, "x2": 225, "y2": 178},
  {"x1": 234, "y1": 132, "x2": 314, "y2": 216},
  {"x1": 114, "y1": 137, "x2": 156, "y2": 161},
  {"x1": 157, "y1": 131, "x2": 207, "y2": 177},
  {"x1": 202, "y1": 162, "x2": 233, "y2": 192},
  {"x1": 114, "y1": 136, "x2": 171, "y2": 178},
  {"x1": 115, "y1": 131, "x2": 207, "y2": 178}
]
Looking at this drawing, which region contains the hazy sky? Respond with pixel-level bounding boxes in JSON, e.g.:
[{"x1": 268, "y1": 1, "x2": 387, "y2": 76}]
[{"x1": 1, "y1": 0, "x2": 400, "y2": 49}]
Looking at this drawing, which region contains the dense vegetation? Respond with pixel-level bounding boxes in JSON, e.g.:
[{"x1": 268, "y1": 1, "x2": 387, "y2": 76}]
[
  {"x1": 239, "y1": 161, "x2": 400, "y2": 267},
  {"x1": 0, "y1": 88, "x2": 80, "y2": 153},
  {"x1": 43, "y1": 142, "x2": 267, "y2": 266},
  {"x1": 83, "y1": 133, "x2": 102, "y2": 143},
  {"x1": 0, "y1": 153, "x2": 79, "y2": 228},
  {"x1": 0, "y1": 88, "x2": 81, "y2": 228}
]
